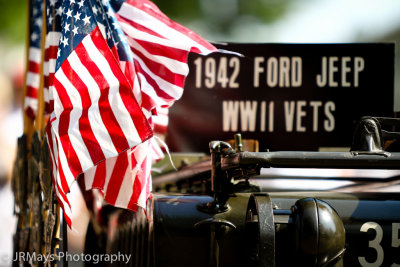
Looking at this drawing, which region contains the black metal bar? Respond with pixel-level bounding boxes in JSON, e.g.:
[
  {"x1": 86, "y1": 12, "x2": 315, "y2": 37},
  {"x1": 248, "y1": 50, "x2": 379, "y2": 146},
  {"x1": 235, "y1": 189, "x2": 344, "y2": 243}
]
[
  {"x1": 226, "y1": 151, "x2": 400, "y2": 169},
  {"x1": 382, "y1": 130, "x2": 400, "y2": 139},
  {"x1": 210, "y1": 141, "x2": 222, "y2": 194},
  {"x1": 234, "y1": 134, "x2": 243, "y2": 152},
  {"x1": 374, "y1": 117, "x2": 400, "y2": 127}
]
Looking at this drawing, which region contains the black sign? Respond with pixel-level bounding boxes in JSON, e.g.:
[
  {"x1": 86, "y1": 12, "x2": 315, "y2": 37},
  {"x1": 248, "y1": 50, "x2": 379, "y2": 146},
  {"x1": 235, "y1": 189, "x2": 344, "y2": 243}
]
[{"x1": 167, "y1": 43, "x2": 395, "y2": 152}]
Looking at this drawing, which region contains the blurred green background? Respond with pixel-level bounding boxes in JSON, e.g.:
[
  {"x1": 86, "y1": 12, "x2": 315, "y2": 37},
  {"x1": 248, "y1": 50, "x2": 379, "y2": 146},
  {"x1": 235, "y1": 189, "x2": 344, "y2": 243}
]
[
  {"x1": 0, "y1": 0, "x2": 27, "y2": 44},
  {"x1": 2, "y1": 0, "x2": 400, "y2": 50},
  {"x1": 0, "y1": 0, "x2": 293, "y2": 44}
]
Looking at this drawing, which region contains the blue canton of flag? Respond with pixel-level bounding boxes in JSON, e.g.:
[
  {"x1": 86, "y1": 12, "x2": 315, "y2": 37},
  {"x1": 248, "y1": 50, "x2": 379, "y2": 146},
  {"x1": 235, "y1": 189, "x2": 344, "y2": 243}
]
[
  {"x1": 89, "y1": 0, "x2": 118, "y2": 51},
  {"x1": 100, "y1": 0, "x2": 133, "y2": 62},
  {"x1": 91, "y1": 0, "x2": 135, "y2": 79},
  {"x1": 30, "y1": 0, "x2": 43, "y2": 49},
  {"x1": 47, "y1": 0, "x2": 63, "y2": 33},
  {"x1": 56, "y1": 0, "x2": 99, "y2": 71}
]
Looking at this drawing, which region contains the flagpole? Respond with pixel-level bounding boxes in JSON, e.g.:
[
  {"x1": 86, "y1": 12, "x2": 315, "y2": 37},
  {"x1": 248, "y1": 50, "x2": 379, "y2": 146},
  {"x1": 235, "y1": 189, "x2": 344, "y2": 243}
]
[
  {"x1": 36, "y1": 0, "x2": 46, "y2": 135},
  {"x1": 35, "y1": 0, "x2": 63, "y2": 264},
  {"x1": 37, "y1": 1, "x2": 64, "y2": 264},
  {"x1": 22, "y1": 0, "x2": 35, "y2": 145},
  {"x1": 37, "y1": 0, "x2": 47, "y2": 261},
  {"x1": 13, "y1": 1, "x2": 34, "y2": 266}
]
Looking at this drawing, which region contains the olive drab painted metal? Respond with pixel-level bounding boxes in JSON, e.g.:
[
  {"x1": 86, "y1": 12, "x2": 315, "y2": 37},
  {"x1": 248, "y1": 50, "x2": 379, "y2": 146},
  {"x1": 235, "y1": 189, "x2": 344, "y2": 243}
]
[
  {"x1": 246, "y1": 194, "x2": 275, "y2": 267},
  {"x1": 152, "y1": 193, "x2": 348, "y2": 267},
  {"x1": 291, "y1": 198, "x2": 345, "y2": 266},
  {"x1": 87, "y1": 116, "x2": 400, "y2": 266}
]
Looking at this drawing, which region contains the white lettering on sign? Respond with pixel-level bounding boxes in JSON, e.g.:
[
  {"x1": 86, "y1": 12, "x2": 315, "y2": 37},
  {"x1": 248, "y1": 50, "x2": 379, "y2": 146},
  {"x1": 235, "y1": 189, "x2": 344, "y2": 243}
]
[
  {"x1": 229, "y1": 57, "x2": 240, "y2": 88},
  {"x1": 296, "y1": 100, "x2": 307, "y2": 132},
  {"x1": 223, "y1": 101, "x2": 239, "y2": 132},
  {"x1": 310, "y1": 101, "x2": 322, "y2": 132},
  {"x1": 316, "y1": 56, "x2": 365, "y2": 87},
  {"x1": 260, "y1": 101, "x2": 274, "y2": 132},
  {"x1": 222, "y1": 101, "x2": 258, "y2": 132},
  {"x1": 324, "y1": 102, "x2": 335, "y2": 132},
  {"x1": 194, "y1": 57, "x2": 240, "y2": 89},
  {"x1": 222, "y1": 100, "x2": 334, "y2": 133},
  {"x1": 253, "y1": 56, "x2": 302, "y2": 88},
  {"x1": 205, "y1": 57, "x2": 216, "y2": 88},
  {"x1": 240, "y1": 101, "x2": 258, "y2": 132},
  {"x1": 284, "y1": 101, "x2": 335, "y2": 133},
  {"x1": 223, "y1": 100, "x2": 274, "y2": 133},
  {"x1": 284, "y1": 101, "x2": 295, "y2": 132}
]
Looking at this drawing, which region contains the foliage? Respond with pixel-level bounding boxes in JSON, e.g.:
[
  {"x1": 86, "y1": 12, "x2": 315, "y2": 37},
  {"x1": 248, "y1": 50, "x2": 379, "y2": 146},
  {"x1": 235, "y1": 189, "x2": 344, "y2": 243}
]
[
  {"x1": 0, "y1": 0, "x2": 292, "y2": 44},
  {"x1": 0, "y1": 0, "x2": 28, "y2": 44},
  {"x1": 152, "y1": 0, "x2": 292, "y2": 35}
]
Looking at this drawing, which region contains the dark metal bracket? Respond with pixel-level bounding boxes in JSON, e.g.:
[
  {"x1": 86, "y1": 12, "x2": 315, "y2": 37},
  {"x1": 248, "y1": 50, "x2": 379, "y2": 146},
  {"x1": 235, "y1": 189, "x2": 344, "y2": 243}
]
[
  {"x1": 351, "y1": 116, "x2": 400, "y2": 155},
  {"x1": 198, "y1": 141, "x2": 237, "y2": 214}
]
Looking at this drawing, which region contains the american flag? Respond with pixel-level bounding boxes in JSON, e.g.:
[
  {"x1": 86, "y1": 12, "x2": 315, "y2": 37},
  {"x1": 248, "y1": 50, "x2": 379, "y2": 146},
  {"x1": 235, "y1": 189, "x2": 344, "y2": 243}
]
[
  {"x1": 44, "y1": 0, "x2": 218, "y2": 225},
  {"x1": 25, "y1": 0, "x2": 43, "y2": 121},
  {"x1": 46, "y1": 0, "x2": 153, "y2": 225},
  {"x1": 110, "y1": 0, "x2": 219, "y2": 194},
  {"x1": 80, "y1": 0, "x2": 152, "y2": 212},
  {"x1": 82, "y1": 0, "x2": 218, "y2": 213}
]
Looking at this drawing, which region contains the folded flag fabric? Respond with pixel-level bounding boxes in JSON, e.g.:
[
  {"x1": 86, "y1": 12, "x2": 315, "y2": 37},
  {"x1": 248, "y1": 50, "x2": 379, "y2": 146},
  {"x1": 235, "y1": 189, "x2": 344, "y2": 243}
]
[
  {"x1": 111, "y1": 0, "x2": 218, "y2": 114},
  {"x1": 46, "y1": 0, "x2": 152, "y2": 225},
  {"x1": 44, "y1": 0, "x2": 217, "y2": 226}
]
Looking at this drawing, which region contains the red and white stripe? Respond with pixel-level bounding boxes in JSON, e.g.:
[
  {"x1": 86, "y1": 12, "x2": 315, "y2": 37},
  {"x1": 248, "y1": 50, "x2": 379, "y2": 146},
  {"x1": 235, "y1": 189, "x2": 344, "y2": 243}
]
[
  {"x1": 46, "y1": 124, "x2": 73, "y2": 225},
  {"x1": 115, "y1": 0, "x2": 217, "y2": 114},
  {"x1": 47, "y1": 27, "x2": 152, "y2": 224},
  {"x1": 43, "y1": 30, "x2": 61, "y2": 115},
  {"x1": 48, "y1": 0, "x2": 219, "y2": 224},
  {"x1": 152, "y1": 107, "x2": 169, "y2": 136},
  {"x1": 24, "y1": 47, "x2": 41, "y2": 120},
  {"x1": 84, "y1": 138, "x2": 152, "y2": 211},
  {"x1": 79, "y1": 0, "x2": 218, "y2": 215}
]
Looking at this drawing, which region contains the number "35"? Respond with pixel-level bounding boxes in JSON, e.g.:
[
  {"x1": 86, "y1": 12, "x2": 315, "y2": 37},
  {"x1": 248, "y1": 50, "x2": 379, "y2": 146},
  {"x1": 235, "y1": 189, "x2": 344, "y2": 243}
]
[{"x1": 358, "y1": 222, "x2": 400, "y2": 267}]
